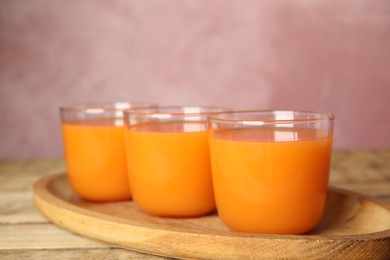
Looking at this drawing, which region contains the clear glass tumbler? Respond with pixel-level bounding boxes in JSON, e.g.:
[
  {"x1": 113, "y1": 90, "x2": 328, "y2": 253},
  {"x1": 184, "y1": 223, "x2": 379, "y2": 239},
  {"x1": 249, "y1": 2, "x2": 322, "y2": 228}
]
[
  {"x1": 208, "y1": 110, "x2": 334, "y2": 234},
  {"x1": 124, "y1": 106, "x2": 228, "y2": 217},
  {"x1": 60, "y1": 101, "x2": 156, "y2": 202}
]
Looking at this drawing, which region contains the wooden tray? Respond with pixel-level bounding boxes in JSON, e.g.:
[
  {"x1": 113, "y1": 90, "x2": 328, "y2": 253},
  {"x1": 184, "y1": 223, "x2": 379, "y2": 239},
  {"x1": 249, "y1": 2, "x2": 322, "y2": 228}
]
[{"x1": 33, "y1": 173, "x2": 390, "y2": 259}]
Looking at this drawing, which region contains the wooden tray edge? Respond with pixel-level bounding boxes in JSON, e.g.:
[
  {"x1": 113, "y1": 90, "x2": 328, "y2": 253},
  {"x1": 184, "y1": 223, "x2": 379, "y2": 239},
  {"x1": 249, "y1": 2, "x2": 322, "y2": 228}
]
[{"x1": 33, "y1": 174, "x2": 390, "y2": 259}]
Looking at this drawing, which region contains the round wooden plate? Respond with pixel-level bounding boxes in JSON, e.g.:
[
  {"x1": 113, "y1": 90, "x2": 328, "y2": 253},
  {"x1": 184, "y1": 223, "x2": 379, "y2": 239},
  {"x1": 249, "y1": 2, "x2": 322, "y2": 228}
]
[{"x1": 33, "y1": 173, "x2": 390, "y2": 259}]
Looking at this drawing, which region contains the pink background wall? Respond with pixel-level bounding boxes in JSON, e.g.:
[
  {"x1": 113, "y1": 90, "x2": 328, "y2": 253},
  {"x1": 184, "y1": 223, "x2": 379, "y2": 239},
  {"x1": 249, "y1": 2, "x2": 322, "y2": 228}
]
[{"x1": 1, "y1": 0, "x2": 390, "y2": 159}]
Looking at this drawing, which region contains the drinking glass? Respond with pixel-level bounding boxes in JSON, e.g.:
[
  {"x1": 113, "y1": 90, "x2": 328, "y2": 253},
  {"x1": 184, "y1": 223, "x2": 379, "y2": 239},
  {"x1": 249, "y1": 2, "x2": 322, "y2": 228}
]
[
  {"x1": 124, "y1": 106, "x2": 228, "y2": 217},
  {"x1": 208, "y1": 110, "x2": 334, "y2": 234},
  {"x1": 60, "y1": 101, "x2": 156, "y2": 202}
]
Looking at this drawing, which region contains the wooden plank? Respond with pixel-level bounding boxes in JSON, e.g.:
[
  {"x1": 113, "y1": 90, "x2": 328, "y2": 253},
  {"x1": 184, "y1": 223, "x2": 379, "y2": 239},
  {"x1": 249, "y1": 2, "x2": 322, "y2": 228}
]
[
  {"x1": 0, "y1": 248, "x2": 167, "y2": 260},
  {"x1": 0, "y1": 223, "x2": 107, "y2": 250},
  {"x1": 330, "y1": 149, "x2": 390, "y2": 183},
  {"x1": 0, "y1": 159, "x2": 66, "y2": 192},
  {"x1": 0, "y1": 191, "x2": 47, "y2": 224}
]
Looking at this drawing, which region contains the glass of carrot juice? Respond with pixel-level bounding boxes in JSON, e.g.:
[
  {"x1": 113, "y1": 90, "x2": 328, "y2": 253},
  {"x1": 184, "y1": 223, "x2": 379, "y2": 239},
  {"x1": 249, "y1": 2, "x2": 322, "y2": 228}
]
[
  {"x1": 60, "y1": 102, "x2": 156, "y2": 202},
  {"x1": 208, "y1": 110, "x2": 334, "y2": 234},
  {"x1": 124, "y1": 106, "x2": 228, "y2": 217}
]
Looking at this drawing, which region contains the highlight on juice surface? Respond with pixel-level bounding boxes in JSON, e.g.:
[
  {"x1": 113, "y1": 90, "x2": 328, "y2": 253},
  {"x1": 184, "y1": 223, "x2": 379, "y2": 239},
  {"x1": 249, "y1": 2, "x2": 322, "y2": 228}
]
[
  {"x1": 208, "y1": 110, "x2": 334, "y2": 234},
  {"x1": 124, "y1": 106, "x2": 228, "y2": 217},
  {"x1": 60, "y1": 101, "x2": 156, "y2": 202}
]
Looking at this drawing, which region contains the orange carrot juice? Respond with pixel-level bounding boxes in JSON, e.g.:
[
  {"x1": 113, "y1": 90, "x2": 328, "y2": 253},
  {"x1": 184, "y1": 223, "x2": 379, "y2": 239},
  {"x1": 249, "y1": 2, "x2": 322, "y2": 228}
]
[
  {"x1": 210, "y1": 127, "x2": 333, "y2": 234},
  {"x1": 62, "y1": 119, "x2": 131, "y2": 202},
  {"x1": 125, "y1": 121, "x2": 215, "y2": 217}
]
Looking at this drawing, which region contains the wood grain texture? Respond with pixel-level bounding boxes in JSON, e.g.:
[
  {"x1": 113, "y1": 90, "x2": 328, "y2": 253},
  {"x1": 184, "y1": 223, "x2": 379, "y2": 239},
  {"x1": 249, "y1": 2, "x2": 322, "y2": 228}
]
[
  {"x1": 1, "y1": 150, "x2": 390, "y2": 259},
  {"x1": 0, "y1": 159, "x2": 66, "y2": 192},
  {"x1": 0, "y1": 223, "x2": 107, "y2": 250},
  {"x1": 33, "y1": 174, "x2": 390, "y2": 260},
  {"x1": 0, "y1": 248, "x2": 169, "y2": 260},
  {"x1": 330, "y1": 149, "x2": 390, "y2": 183},
  {"x1": 0, "y1": 192, "x2": 46, "y2": 224}
]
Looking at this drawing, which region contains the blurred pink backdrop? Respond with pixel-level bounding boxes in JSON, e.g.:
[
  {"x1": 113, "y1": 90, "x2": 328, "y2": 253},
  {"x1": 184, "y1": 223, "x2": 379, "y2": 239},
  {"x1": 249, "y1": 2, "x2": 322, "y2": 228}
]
[{"x1": 1, "y1": 0, "x2": 390, "y2": 158}]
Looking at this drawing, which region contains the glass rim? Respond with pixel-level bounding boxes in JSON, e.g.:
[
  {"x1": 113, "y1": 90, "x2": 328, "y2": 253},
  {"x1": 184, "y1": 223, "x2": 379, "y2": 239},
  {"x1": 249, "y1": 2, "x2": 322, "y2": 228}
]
[
  {"x1": 60, "y1": 101, "x2": 157, "y2": 112},
  {"x1": 208, "y1": 109, "x2": 335, "y2": 124},
  {"x1": 124, "y1": 105, "x2": 230, "y2": 117}
]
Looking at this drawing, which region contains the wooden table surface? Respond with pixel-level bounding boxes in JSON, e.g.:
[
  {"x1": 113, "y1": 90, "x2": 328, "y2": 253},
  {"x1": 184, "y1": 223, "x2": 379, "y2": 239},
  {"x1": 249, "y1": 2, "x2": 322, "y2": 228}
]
[{"x1": 1, "y1": 149, "x2": 389, "y2": 259}]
